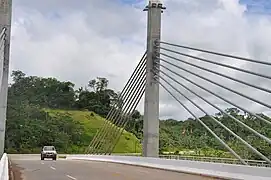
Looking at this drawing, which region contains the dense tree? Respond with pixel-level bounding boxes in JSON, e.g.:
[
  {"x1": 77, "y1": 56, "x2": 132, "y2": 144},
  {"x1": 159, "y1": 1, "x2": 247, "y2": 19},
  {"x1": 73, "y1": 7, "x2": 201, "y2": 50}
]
[
  {"x1": 75, "y1": 77, "x2": 118, "y2": 117},
  {"x1": 124, "y1": 110, "x2": 143, "y2": 139},
  {"x1": 9, "y1": 71, "x2": 117, "y2": 116},
  {"x1": 156, "y1": 108, "x2": 271, "y2": 159},
  {"x1": 9, "y1": 70, "x2": 76, "y2": 109},
  {"x1": 5, "y1": 102, "x2": 84, "y2": 153}
]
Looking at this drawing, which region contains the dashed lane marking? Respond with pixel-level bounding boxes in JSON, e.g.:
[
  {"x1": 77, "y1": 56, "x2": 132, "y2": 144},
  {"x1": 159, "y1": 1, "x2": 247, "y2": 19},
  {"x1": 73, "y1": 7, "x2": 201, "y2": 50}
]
[
  {"x1": 66, "y1": 175, "x2": 77, "y2": 180},
  {"x1": 50, "y1": 166, "x2": 56, "y2": 170}
]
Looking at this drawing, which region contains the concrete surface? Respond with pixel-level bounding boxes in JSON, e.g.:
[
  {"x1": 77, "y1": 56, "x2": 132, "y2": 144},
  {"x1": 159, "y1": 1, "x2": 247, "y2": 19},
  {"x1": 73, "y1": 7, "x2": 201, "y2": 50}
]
[{"x1": 8, "y1": 154, "x2": 218, "y2": 180}]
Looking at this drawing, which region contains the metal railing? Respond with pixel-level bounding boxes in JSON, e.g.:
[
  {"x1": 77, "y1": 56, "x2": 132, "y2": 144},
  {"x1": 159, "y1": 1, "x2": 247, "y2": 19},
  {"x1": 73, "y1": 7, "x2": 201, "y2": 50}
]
[
  {"x1": 110, "y1": 153, "x2": 270, "y2": 167},
  {"x1": 159, "y1": 155, "x2": 271, "y2": 167}
]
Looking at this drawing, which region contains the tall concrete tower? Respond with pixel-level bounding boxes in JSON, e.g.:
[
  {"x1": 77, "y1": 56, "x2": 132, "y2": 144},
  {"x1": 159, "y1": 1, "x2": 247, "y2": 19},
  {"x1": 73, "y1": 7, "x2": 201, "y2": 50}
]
[
  {"x1": 143, "y1": 0, "x2": 165, "y2": 157},
  {"x1": 0, "y1": 0, "x2": 12, "y2": 156}
]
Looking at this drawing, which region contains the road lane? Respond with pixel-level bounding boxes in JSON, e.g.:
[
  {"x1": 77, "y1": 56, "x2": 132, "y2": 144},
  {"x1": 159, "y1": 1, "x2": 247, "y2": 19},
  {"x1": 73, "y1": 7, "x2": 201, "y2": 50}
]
[
  {"x1": 10, "y1": 159, "x2": 68, "y2": 180},
  {"x1": 9, "y1": 155, "x2": 221, "y2": 180}
]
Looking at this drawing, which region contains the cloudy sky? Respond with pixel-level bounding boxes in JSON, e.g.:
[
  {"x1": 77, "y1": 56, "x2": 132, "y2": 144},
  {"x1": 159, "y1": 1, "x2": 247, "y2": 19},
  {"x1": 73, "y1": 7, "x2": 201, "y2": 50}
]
[{"x1": 9, "y1": 0, "x2": 271, "y2": 120}]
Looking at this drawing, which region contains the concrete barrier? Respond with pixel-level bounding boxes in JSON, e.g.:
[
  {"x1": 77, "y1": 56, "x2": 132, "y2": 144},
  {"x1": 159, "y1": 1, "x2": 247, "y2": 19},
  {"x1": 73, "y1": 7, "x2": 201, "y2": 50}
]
[
  {"x1": 0, "y1": 153, "x2": 9, "y2": 180},
  {"x1": 66, "y1": 155, "x2": 271, "y2": 180}
]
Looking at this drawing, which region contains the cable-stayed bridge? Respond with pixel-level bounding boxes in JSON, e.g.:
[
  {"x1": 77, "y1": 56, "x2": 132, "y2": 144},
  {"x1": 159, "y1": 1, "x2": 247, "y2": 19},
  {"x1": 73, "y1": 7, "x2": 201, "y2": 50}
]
[{"x1": 1, "y1": 0, "x2": 271, "y2": 179}]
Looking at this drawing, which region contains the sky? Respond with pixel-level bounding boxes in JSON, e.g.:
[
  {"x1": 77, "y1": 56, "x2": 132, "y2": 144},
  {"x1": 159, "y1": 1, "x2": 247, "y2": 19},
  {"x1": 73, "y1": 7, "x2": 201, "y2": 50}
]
[{"x1": 9, "y1": 0, "x2": 271, "y2": 120}]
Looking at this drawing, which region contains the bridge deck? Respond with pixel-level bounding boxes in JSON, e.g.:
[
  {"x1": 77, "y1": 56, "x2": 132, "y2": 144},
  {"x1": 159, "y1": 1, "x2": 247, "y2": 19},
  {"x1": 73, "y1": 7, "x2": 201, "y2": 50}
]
[{"x1": 9, "y1": 155, "x2": 221, "y2": 180}]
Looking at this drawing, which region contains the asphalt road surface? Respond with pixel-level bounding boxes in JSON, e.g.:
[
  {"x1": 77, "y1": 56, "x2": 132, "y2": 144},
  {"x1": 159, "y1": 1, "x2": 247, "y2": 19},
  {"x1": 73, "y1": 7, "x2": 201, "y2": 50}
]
[{"x1": 9, "y1": 155, "x2": 221, "y2": 180}]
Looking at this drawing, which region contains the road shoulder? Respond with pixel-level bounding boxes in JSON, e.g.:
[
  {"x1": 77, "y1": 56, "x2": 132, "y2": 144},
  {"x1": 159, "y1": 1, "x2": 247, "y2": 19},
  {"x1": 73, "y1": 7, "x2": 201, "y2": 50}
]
[{"x1": 9, "y1": 161, "x2": 23, "y2": 180}]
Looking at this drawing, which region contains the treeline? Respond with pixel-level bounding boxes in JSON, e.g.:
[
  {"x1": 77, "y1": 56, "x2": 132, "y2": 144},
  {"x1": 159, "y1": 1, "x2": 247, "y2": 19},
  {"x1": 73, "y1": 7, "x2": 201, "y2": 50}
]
[
  {"x1": 124, "y1": 108, "x2": 271, "y2": 159},
  {"x1": 9, "y1": 70, "x2": 118, "y2": 116},
  {"x1": 5, "y1": 70, "x2": 271, "y2": 160},
  {"x1": 159, "y1": 110, "x2": 271, "y2": 159}
]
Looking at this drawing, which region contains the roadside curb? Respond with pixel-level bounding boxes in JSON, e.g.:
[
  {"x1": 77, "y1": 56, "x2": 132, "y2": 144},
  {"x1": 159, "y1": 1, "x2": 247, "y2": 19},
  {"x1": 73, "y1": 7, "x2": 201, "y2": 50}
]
[{"x1": 8, "y1": 160, "x2": 14, "y2": 180}]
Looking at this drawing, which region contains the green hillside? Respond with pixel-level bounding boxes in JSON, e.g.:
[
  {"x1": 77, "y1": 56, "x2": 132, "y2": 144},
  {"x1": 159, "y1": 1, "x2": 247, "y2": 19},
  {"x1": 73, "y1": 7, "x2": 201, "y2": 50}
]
[
  {"x1": 5, "y1": 70, "x2": 142, "y2": 154},
  {"x1": 47, "y1": 109, "x2": 142, "y2": 153},
  {"x1": 6, "y1": 106, "x2": 141, "y2": 154}
]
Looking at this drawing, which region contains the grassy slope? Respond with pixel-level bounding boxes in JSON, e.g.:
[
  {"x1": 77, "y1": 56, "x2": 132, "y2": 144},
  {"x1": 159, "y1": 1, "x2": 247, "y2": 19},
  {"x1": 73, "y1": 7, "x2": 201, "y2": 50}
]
[{"x1": 46, "y1": 109, "x2": 142, "y2": 153}]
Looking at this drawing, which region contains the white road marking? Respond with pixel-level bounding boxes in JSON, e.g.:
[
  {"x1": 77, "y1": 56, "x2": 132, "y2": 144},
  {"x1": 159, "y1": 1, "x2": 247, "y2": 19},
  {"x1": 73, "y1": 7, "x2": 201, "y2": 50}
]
[
  {"x1": 41, "y1": 162, "x2": 44, "y2": 164},
  {"x1": 66, "y1": 175, "x2": 77, "y2": 180},
  {"x1": 50, "y1": 166, "x2": 56, "y2": 170},
  {"x1": 136, "y1": 169, "x2": 150, "y2": 174}
]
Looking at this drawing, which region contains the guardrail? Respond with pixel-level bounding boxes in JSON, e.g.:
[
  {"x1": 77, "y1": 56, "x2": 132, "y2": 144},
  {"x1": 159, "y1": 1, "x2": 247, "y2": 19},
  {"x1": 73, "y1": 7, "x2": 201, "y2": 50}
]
[
  {"x1": 66, "y1": 155, "x2": 271, "y2": 180},
  {"x1": 109, "y1": 153, "x2": 271, "y2": 167},
  {"x1": 159, "y1": 155, "x2": 271, "y2": 167},
  {"x1": 0, "y1": 153, "x2": 9, "y2": 180},
  {"x1": 8, "y1": 153, "x2": 269, "y2": 167}
]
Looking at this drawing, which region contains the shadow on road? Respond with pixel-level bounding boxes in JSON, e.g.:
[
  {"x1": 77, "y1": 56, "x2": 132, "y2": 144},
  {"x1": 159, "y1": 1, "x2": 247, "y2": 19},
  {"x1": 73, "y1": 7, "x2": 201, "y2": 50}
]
[{"x1": 9, "y1": 161, "x2": 23, "y2": 180}]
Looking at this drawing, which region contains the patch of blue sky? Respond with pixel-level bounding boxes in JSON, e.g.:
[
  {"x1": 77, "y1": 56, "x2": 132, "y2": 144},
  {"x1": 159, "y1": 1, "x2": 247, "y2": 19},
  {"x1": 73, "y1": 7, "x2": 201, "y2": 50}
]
[
  {"x1": 120, "y1": 0, "x2": 144, "y2": 5},
  {"x1": 239, "y1": 0, "x2": 271, "y2": 15},
  {"x1": 46, "y1": 12, "x2": 62, "y2": 20},
  {"x1": 119, "y1": 0, "x2": 145, "y2": 9}
]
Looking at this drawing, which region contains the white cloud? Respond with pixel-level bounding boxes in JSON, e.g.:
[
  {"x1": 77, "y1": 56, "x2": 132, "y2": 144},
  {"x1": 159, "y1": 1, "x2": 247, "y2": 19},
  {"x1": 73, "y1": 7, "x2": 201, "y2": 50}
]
[{"x1": 10, "y1": 0, "x2": 271, "y2": 121}]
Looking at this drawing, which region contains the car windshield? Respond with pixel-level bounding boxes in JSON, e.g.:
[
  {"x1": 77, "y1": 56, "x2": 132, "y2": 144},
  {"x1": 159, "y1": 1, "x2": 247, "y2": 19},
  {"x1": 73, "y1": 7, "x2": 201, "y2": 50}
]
[{"x1": 43, "y1": 146, "x2": 55, "y2": 151}]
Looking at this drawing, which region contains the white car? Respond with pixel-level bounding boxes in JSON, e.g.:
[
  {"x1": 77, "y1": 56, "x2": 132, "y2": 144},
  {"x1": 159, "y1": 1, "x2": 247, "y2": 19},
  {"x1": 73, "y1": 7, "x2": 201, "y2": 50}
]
[{"x1": 41, "y1": 146, "x2": 57, "y2": 160}]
